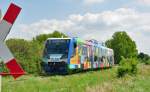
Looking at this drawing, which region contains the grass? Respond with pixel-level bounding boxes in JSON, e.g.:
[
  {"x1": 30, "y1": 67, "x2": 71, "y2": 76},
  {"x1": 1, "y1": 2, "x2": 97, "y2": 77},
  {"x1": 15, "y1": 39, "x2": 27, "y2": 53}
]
[
  {"x1": 86, "y1": 64, "x2": 150, "y2": 92},
  {"x1": 2, "y1": 64, "x2": 150, "y2": 92}
]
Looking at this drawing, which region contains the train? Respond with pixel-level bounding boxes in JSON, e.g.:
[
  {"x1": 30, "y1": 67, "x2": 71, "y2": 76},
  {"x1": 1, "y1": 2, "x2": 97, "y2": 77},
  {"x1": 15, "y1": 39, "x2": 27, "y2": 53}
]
[{"x1": 42, "y1": 37, "x2": 114, "y2": 74}]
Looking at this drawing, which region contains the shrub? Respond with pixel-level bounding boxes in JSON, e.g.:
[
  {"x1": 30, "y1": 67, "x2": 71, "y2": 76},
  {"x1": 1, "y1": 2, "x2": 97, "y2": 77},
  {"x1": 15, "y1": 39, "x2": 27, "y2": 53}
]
[
  {"x1": 5, "y1": 39, "x2": 43, "y2": 74},
  {"x1": 138, "y1": 52, "x2": 150, "y2": 65},
  {"x1": 145, "y1": 59, "x2": 150, "y2": 65},
  {"x1": 117, "y1": 57, "x2": 138, "y2": 77}
]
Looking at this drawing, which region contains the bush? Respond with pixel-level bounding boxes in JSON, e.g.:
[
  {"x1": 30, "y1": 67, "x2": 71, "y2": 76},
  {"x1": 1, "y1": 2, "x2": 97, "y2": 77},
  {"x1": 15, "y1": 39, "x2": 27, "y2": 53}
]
[
  {"x1": 145, "y1": 59, "x2": 150, "y2": 65},
  {"x1": 5, "y1": 39, "x2": 43, "y2": 74},
  {"x1": 138, "y1": 59, "x2": 150, "y2": 65},
  {"x1": 117, "y1": 57, "x2": 138, "y2": 77},
  {"x1": 138, "y1": 52, "x2": 150, "y2": 65}
]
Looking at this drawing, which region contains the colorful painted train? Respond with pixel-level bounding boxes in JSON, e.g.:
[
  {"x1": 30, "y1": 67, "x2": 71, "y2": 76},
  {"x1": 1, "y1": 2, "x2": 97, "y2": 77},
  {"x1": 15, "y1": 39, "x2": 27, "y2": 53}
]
[{"x1": 42, "y1": 37, "x2": 114, "y2": 74}]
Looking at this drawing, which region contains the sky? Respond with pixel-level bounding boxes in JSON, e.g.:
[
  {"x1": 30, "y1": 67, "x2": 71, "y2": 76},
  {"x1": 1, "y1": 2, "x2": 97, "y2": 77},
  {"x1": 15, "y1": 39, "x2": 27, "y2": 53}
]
[{"x1": 0, "y1": 0, "x2": 150, "y2": 55}]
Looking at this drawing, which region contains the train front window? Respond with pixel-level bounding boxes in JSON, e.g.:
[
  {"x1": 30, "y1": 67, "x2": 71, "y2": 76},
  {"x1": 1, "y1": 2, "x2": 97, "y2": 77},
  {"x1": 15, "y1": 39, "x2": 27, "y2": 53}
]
[{"x1": 44, "y1": 39, "x2": 70, "y2": 58}]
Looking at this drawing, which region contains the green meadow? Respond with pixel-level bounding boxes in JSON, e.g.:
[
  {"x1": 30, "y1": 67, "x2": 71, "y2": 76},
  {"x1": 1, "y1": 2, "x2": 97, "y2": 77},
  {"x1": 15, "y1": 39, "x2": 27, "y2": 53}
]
[{"x1": 2, "y1": 64, "x2": 150, "y2": 92}]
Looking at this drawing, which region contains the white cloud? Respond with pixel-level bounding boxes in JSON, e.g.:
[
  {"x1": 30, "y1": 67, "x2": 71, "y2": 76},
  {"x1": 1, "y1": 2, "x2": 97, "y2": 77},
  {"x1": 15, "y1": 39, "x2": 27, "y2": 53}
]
[
  {"x1": 136, "y1": 0, "x2": 150, "y2": 5},
  {"x1": 83, "y1": 0, "x2": 104, "y2": 5},
  {"x1": 138, "y1": 0, "x2": 150, "y2": 3},
  {"x1": 8, "y1": 8, "x2": 150, "y2": 54}
]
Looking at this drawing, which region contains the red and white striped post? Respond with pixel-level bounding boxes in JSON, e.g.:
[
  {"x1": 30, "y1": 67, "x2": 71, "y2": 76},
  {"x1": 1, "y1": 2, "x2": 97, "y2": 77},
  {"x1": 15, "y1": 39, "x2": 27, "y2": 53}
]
[
  {"x1": 0, "y1": 9, "x2": 2, "y2": 92},
  {"x1": 0, "y1": 73, "x2": 1, "y2": 92},
  {"x1": 0, "y1": 3, "x2": 25, "y2": 92}
]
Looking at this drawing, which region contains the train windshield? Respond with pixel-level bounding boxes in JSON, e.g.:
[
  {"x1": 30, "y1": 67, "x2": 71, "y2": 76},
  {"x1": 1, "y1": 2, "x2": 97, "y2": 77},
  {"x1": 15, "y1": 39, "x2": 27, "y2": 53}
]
[{"x1": 44, "y1": 39, "x2": 70, "y2": 58}]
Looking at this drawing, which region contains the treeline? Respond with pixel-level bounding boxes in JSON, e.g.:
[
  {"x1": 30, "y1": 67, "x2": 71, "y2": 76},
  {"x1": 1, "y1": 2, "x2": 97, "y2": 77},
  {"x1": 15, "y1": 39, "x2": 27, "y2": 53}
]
[
  {"x1": 2, "y1": 31, "x2": 150, "y2": 76},
  {"x1": 3, "y1": 31, "x2": 67, "y2": 74}
]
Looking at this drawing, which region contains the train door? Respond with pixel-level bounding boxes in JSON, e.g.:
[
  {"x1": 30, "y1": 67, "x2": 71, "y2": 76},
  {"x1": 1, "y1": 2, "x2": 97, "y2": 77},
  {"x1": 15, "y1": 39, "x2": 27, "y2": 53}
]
[
  {"x1": 93, "y1": 46, "x2": 99, "y2": 69},
  {"x1": 78, "y1": 44, "x2": 88, "y2": 70},
  {"x1": 104, "y1": 49, "x2": 109, "y2": 68},
  {"x1": 82, "y1": 45, "x2": 89, "y2": 70},
  {"x1": 78, "y1": 44, "x2": 83, "y2": 69},
  {"x1": 86, "y1": 45, "x2": 91, "y2": 69},
  {"x1": 88, "y1": 45, "x2": 93, "y2": 69},
  {"x1": 98, "y1": 47, "x2": 101, "y2": 68},
  {"x1": 109, "y1": 50, "x2": 114, "y2": 66},
  {"x1": 107, "y1": 50, "x2": 112, "y2": 67},
  {"x1": 69, "y1": 39, "x2": 80, "y2": 69},
  {"x1": 100, "y1": 47, "x2": 104, "y2": 68},
  {"x1": 90, "y1": 46, "x2": 94, "y2": 69}
]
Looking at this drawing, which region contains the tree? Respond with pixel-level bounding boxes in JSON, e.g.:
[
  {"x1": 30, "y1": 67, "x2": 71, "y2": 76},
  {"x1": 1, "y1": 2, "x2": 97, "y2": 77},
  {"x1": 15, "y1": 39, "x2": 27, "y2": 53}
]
[
  {"x1": 138, "y1": 52, "x2": 150, "y2": 64},
  {"x1": 106, "y1": 31, "x2": 138, "y2": 64},
  {"x1": 33, "y1": 31, "x2": 68, "y2": 44}
]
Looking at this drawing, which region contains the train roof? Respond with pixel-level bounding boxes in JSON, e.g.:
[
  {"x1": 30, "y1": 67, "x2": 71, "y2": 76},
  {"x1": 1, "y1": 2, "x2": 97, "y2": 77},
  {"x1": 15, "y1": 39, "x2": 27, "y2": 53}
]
[
  {"x1": 74, "y1": 37, "x2": 113, "y2": 51},
  {"x1": 47, "y1": 38, "x2": 71, "y2": 40},
  {"x1": 46, "y1": 37, "x2": 113, "y2": 51}
]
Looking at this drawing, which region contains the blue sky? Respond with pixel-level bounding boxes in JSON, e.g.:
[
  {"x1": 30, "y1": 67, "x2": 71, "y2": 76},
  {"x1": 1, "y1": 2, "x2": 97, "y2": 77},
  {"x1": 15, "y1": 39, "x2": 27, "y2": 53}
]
[
  {"x1": 0, "y1": 0, "x2": 150, "y2": 54},
  {"x1": 1, "y1": 0, "x2": 149, "y2": 23}
]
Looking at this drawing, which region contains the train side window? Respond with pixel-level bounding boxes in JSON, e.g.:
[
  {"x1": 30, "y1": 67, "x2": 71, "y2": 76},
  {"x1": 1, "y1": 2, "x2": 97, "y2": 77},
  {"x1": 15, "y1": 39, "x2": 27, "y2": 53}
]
[
  {"x1": 81, "y1": 46, "x2": 84, "y2": 55},
  {"x1": 87, "y1": 46, "x2": 90, "y2": 61},
  {"x1": 98, "y1": 48, "x2": 101, "y2": 61},
  {"x1": 74, "y1": 42, "x2": 77, "y2": 48},
  {"x1": 94, "y1": 47, "x2": 98, "y2": 62},
  {"x1": 100, "y1": 57, "x2": 102, "y2": 63},
  {"x1": 101, "y1": 56, "x2": 105, "y2": 62},
  {"x1": 82, "y1": 46, "x2": 87, "y2": 55},
  {"x1": 89, "y1": 46, "x2": 93, "y2": 62},
  {"x1": 81, "y1": 46, "x2": 88, "y2": 60},
  {"x1": 72, "y1": 42, "x2": 77, "y2": 57},
  {"x1": 78, "y1": 45, "x2": 81, "y2": 55},
  {"x1": 94, "y1": 55, "x2": 98, "y2": 61}
]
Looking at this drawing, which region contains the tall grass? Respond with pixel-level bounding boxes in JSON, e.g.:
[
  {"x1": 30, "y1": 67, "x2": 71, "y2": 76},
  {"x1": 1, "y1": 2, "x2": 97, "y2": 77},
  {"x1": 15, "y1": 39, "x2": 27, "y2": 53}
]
[
  {"x1": 2, "y1": 68, "x2": 116, "y2": 92},
  {"x1": 86, "y1": 64, "x2": 150, "y2": 92},
  {"x1": 2, "y1": 64, "x2": 150, "y2": 92}
]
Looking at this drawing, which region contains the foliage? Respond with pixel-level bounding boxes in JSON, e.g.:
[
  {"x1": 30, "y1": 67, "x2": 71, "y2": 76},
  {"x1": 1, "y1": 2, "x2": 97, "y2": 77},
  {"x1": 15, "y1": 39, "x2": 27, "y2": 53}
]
[
  {"x1": 3, "y1": 31, "x2": 67, "y2": 74},
  {"x1": 33, "y1": 30, "x2": 68, "y2": 44},
  {"x1": 6, "y1": 39, "x2": 41, "y2": 74},
  {"x1": 106, "y1": 31, "x2": 138, "y2": 64},
  {"x1": 145, "y1": 59, "x2": 150, "y2": 65},
  {"x1": 138, "y1": 52, "x2": 150, "y2": 65},
  {"x1": 117, "y1": 57, "x2": 138, "y2": 77}
]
